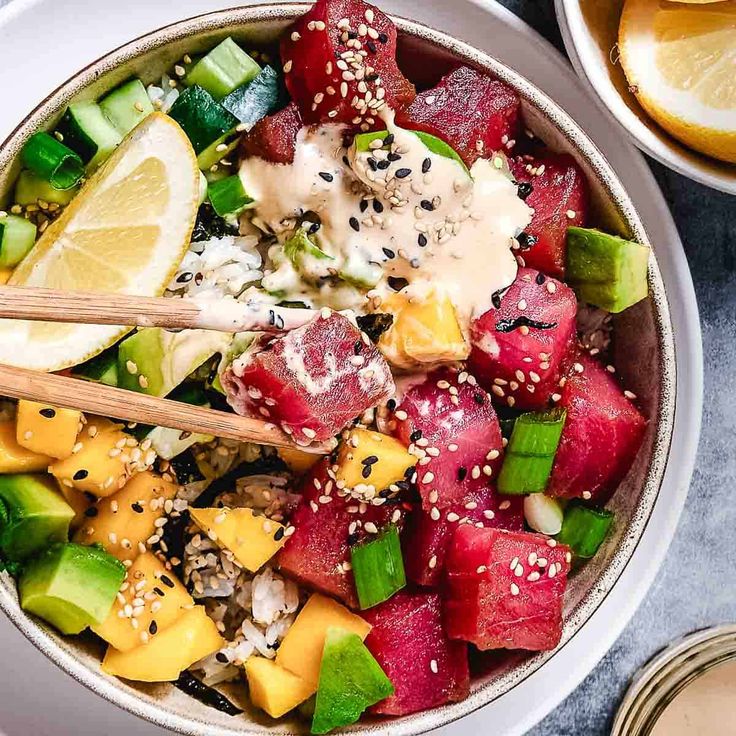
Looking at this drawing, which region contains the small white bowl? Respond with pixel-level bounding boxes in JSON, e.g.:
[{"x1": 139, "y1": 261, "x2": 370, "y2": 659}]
[{"x1": 555, "y1": 0, "x2": 736, "y2": 195}]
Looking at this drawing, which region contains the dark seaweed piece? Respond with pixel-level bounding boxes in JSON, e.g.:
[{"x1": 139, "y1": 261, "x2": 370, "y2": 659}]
[
  {"x1": 495, "y1": 316, "x2": 557, "y2": 333},
  {"x1": 191, "y1": 203, "x2": 239, "y2": 243},
  {"x1": 356, "y1": 313, "x2": 394, "y2": 343},
  {"x1": 159, "y1": 510, "x2": 189, "y2": 579},
  {"x1": 516, "y1": 231, "x2": 538, "y2": 250},
  {"x1": 169, "y1": 449, "x2": 206, "y2": 485},
  {"x1": 174, "y1": 672, "x2": 243, "y2": 716}
]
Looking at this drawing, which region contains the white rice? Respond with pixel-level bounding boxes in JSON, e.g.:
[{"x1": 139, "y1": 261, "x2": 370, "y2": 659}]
[{"x1": 146, "y1": 74, "x2": 181, "y2": 113}]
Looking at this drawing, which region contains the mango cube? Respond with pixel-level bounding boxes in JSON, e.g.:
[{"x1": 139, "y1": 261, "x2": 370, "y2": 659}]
[
  {"x1": 189, "y1": 507, "x2": 285, "y2": 572},
  {"x1": 245, "y1": 657, "x2": 315, "y2": 718},
  {"x1": 101, "y1": 605, "x2": 224, "y2": 682},
  {"x1": 276, "y1": 593, "x2": 371, "y2": 687},
  {"x1": 0, "y1": 421, "x2": 52, "y2": 473},
  {"x1": 56, "y1": 479, "x2": 93, "y2": 531},
  {"x1": 93, "y1": 552, "x2": 193, "y2": 652},
  {"x1": 0, "y1": 268, "x2": 11, "y2": 285},
  {"x1": 16, "y1": 401, "x2": 82, "y2": 460},
  {"x1": 277, "y1": 446, "x2": 321, "y2": 476},
  {"x1": 74, "y1": 471, "x2": 178, "y2": 562},
  {"x1": 335, "y1": 429, "x2": 415, "y2": 492}
]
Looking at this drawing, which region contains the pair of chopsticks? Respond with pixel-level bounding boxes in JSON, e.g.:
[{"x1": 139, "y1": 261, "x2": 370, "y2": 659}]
[{"x1": 0, "y1": 286, "x2": 332, "y2": 454}]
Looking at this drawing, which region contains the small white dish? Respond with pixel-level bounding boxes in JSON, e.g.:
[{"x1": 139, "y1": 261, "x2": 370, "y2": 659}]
[{"x1": 555, "y1": 0, "x2": 736, "y2": 195}]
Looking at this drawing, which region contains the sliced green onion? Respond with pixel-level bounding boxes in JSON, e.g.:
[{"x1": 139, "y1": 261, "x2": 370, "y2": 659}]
[
  {"x1": 14, "y1": 170, "x2": 79, "y2": 207},
  {"x1": 556, "y1": 503, "x2": 614, "y2": 559},
  {"x1": 207, "y1": 175, "x2": 254, "y2": 217},
  {"x1": 350, "y1": 524, "x2": 405, "y2": 610},
  {"x1": 498, "y1": 408, "x2": 566, "y2": 495},
  {"x1": 20, "y1": 132, "x2": 84, "y2": 190},
  {"x1": 0, "y1": 215, "x2": 37, "y2": 268}
]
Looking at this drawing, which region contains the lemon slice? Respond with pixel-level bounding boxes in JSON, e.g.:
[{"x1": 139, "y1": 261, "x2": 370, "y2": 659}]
[
  {"x1": 2, "y1": 112, "x2": 199, "y2": 371},
  {"x1": 619, "y1": 0, "x2": 736, "y2": 163}
]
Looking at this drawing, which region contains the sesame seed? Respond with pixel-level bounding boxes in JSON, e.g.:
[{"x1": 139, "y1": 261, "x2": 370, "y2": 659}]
[
  {"x1": 566, "y1": 209, "x2": 577, "y2": 219},
  {"x1": 430, "y1": 507, "x2": 441, "y2": 521},
  {"x1": 283, "y1": 60, "x2": 293, "y2": 73},
  {"x1": 510, "y1": 583, "x2": 520, "y2": 596},
  {"x1": 430, "y1": 659, "x2": 439, "y2": 674},
  {"x1": 428, "y1": 555, "x2": 437, "y2": 569}
]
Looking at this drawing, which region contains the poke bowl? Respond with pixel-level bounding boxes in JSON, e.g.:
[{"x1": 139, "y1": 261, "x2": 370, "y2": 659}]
[{"x1": 0, "y1": 2, "x2": 675, "y2": 736}]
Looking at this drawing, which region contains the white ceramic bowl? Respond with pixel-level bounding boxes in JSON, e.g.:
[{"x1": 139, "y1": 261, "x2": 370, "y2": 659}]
[{"x1": 555, "y1": 0, "x2": 736, "y2": 195}]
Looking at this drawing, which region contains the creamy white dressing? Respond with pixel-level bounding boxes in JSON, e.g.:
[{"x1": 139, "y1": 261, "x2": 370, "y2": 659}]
[{"x1": 239, "y1": 111, "x2": 532, "y2": 327}]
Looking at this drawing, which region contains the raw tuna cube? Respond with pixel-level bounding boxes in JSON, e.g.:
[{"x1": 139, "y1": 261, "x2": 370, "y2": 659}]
[
  {"x1": 444, "y1": 525, "x2": 571, "y2": 651},
  {"x1": 547, "y1": 352, "x2": 646, "y2": 501},
  {"x1": 402, "y1": 484, "x2": 523, "y2": 588},
  {"x1": 510, "y1": 153, "x2": 589, "y2": 279},
  {"x1": 240, "y1": 102, "x2": 302, "y2": 164},
  {"x1": 397, "y1": 66, "x2": 520, "y2": 167},
  {"x1": 277, "y1": 459, "x2": 406, "y2": 608},
  {"x1": 392, "y1": 369, "x2": 504, "y2": 509},
  {"x1": 222, "y1": 312, "x2": 395, "y2": 443},
  {"x1": 469, "y1": 267, "x2": 577, "y2": 411},
  {"x1": 280, "y1": 0, "x2": 415, "y2": 128},
  {"x1": 363, "y1": 591, "x2": 469, "y2": 715}
]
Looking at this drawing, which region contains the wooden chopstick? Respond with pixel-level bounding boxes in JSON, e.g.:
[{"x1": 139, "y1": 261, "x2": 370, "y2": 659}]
[
  {"x1": 0, "y1": 364, "x2": 332, "y2": 454},
  {"x1": 0, "y1": 286, "x2": 317, "y2": 333}
]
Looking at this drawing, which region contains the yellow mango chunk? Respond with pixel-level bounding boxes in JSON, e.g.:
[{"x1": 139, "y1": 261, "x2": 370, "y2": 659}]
[
  {"x1": 0, "y1": 268, "x2": 11, "y2": 285},
  {"x1": 16, "y1": 401, "x2": 82, "y2": 460},
  {"x1": 50, "y1": 420, "x2": 140, "y2": 497},
  {"x1": 378, "y1": 291, "x2": 469, "y2": 369},
  {"x1": 189, "y1": 507, "x2": 285, "y2": 573},
  {"x1": 56, "y1": 479, "x2": 93, "y2": 531},
  {"x1": 335, "y1": 428, "x2": 415, "y2": 492},
  {"x1": 102, "y1": 605, "x2": 224, "y2": 682},
  {"x1": 245, "y1": 657, "x2": 314, "y2": 718},
  {"x1": 74, "y1": 471, "x2": 178, "y2": 562},
  {"x1": 0, "y1": 421, "x2": 52, "y2": 473},
  {"x1": 93, "y1": 552, "x2": 193, "y2": 652},
  {"x1": 276, "y1": 593, "x2": 371, "y2": 687},
  {"x1": 277, "y1": 446, "x2": 321, "y2": 476}
]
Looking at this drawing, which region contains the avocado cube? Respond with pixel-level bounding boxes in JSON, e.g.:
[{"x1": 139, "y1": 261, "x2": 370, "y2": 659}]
[
  {"x1": 16, "y1": 400, "x2": 82, "y2": 459},
  {"x1": 312, "y1": 627, "x2": 394, "y2": 734},
  {"x1": 245, "y1": 657, "x2": 314, "y2": 718},
  {"x1": 566, "y1": 226, "x2": 650, "y2": 313},
  {"x1": 19, "y1": 542, "x2": 125, "y2": 634},
  {"x1": 0, "y1": 474, "x2": 74, "y2": 560}
]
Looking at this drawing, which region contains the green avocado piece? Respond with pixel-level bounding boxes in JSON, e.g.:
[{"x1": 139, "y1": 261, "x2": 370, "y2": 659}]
[
  {"x1": 566, "y1": 227, "x2": 650, "y2": 313},
  {"x1": 0, "y1": 474, "x2": 74, "y2": 561},
  {"x1": 117, "y1": 328, "x2": 231, "y2": 397},
  {"x1": 19, "y1": 542, "x2": 126, "y2": 634},
  {"x1": 311, "y1": 627, "x2": 393, "y2": 734},
  {"x1": 185, "y1": 37, "x2": 261, "y2": 100}
]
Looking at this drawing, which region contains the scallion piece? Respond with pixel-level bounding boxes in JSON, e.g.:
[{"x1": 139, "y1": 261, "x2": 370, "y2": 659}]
[
  {"x1": 498, "y1": 408, "x2": 566, "y2": 495},
  {"x1": 207, "y1": 175, "x2": 254, "y2": 217},
  {"x1": 556, "y1": 503, "x2": 613, "y2": 559},
  {"x1": 20, "y1": 132, "x2": 84, "y2": 190},
  {"x1": 0, "y1": 215, "x2": 37, "y2": 268},
  {"x1": 350, "y1": 524, "x2": 405, "y2": 610}
]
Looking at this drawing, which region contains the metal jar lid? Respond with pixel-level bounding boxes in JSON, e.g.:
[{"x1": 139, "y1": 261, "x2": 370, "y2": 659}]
[{"x1": 612, "y1": 624, "x2": 736, "y2": 736}]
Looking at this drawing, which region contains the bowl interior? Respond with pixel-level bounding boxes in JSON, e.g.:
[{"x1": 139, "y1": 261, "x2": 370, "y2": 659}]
[
  {"x1": 0, "y1": 5, "x2": 675, "y2": 735},
  {"x1": 558, "y1": 0, "x2": 736, "y2": 195}
]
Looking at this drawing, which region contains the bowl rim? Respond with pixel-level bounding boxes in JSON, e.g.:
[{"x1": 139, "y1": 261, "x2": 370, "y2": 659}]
[
  {"x1": 554, "y1": 0, "x2": 736, "y2": 196},
  {"x1": 0, "y1": 4, "x2": 677, "y2": 735}
]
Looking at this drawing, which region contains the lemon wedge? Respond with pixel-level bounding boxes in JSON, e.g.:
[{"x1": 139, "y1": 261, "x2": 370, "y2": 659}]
[
  {"x1": 1, "y1": 112, "x2": 199, "y2": 371},
  {"x1": 619, "y1": 0, "x2": 736, "y2": 163}
]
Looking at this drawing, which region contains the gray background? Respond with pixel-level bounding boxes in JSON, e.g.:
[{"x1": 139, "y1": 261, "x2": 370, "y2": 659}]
[{"x1": 0, "y1": 1, "x2": 733, "y2": 735}]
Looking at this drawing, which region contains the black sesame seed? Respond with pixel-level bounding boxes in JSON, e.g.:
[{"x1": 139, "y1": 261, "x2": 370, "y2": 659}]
[
  {"x1": 457, "y1": 467, "x2": 468, "y2": 482},
  {"x1": 517, "y1": 182, "x2": 533, "y2": 200},
  {"x1": 216, "y1": 652, "x2": 229, "y2": 664},
  {"x1": 384, "y1": 134, "x2": 395, "y2": 146},
  {"x1": 396, "y1": 480, "x2": 411, "y2": 492},
  {"x1": 410, "y1": 430, "x2": 423, "y2": 442},
  {"x1": 379, "y1": 489, "x2": 392, "y2": 498},
  {"x1": 395, "y1": 168, "x2": 411, "y2": 179},
  {"x1": 536, "y1": 272, "x2": 546, "y2": 285},
  {"x1": 418, "y1": 233, "x2": 428, "y2": 247},
  {"x1": 354, "y1": 340, "x2": 364, "y2": 355},
  {"x1": 347, "y1": 533, "x2": 359, "y2": 546},
  {"x1": 362, "y1": 464, "x2": 373, "y2": 479},
  {"x1": 366, "y1": 73, "x2": 379, "y2": 82},
  {"x1": 367, "y1": 40, "x2": 378, "y2": 54},
  {"x1": 420, "y1": 200, "x2": 434, "y2": 212},
  {"x1": 84, "y1": 507, "x2": 98, "y2": 518},
  {"x1": 382, "y1": 247, "x2": 395, "y2": 259},
  {"x1": 388, "y1": 276, "x2": 409, "y2": 292},
  {"x1": 153, "y1": 586, "x2": 165, "y2": 597},
  {"x1": 274, "y1": 527, "x2": 285, "y2": 541},
  {"x1": 492, "y1": 291, "x2": 503, "y2": 309},
  {"x1": 131, "y1": 502, "x2": 144, "y2": 514},
  {"x1": 362, "y1": 455, "x2": 379, "y2": 466},
  {"x1": 39, "y1": 408, "x2": 56, "y2": 419},
  {"x1": 73, "y1": 469, "x2": 89, "y2": 481},
  {"x1": 422, "y1": 157, "x2": 432, "y2": 173},
  {"x1": 404, "y1": 465, "x2": 415, "y2": 479},
  {"x1": 360, "y1": 199, "x2": 369, "y2": 213},
  {"x1": 348, "y1": 31, "x2": 358, "y2": 40},
  {"x1": 349, "y1": 217, "x2": 360, "y2": 232},
  {"x1": 194, "y1": 272, "x2": 204, "y2": 286},
  {"x1": 387, "y1": 152, "x2": 401, "y2": 162},
  {"x1": 84, "y1": 492, "x2": 97, "y2": 503},
  {"x1": 378, "y1": 32, "x2": 389, "y2": 43},
  {"x1": 319, "y1": 171, "x2": 334, "y2": 182},
  {"x1": 517, "y1": 231, "x2": 538, "y2": 250},
  {"x1": 373, "y1": 199, "x2": 384, "y2": 213},
  {"x1": 387, "y1": 399, "x2": 397, "y2": 411},
  {"x1": 367, "y1": 157, "x2": 378, "y2": 171},
  {"x1": 160, "y1": 575, "x2": 175, "y2": 589},
  {"x1": 309, "y1": 221, "x2": 321, "y2": 235},
  {"x1": 149, "y1": 620, "x2": 158, "y2": 635},
  {"x1": 377, "y1": 159, "x2": 390, "y2": 170},
  {"x1": 176, "y1": 272, "x2": 193, "y2": 284}
]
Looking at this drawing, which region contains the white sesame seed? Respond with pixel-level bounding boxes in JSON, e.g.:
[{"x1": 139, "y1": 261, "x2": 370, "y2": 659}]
[
  {"x1": 428, "y1": 555, "x2": 437, "y2": 569},
  {"x1": 430, "y1": 659, "x2": 439, "y2": 674},
  {"x1": 430, "y1": 507, "x2": 441, "y2": 521},
  {"x1": 566, "y1": 209, "x2": 577, "y2": 219},
  {"x1": 283, "y1": 60, "x2": 293, "y2": 73},
  {"x1": 510, "y1": 583, "x2": 520, "y2": 596}
]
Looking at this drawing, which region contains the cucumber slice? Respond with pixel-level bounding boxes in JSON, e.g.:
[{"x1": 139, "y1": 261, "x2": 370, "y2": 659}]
[
  {"x1": 20, "y1": 132, "x2": 84, "y2": 190},
  {"x1": 350, "y1": 524, "x2": 405, "y2": 609},
  {"x1": 221, "y1": 65, "x2": 283, "y2": 126},
  {"x1": 566, "y1": 227, "x2": 650, "y2": 313},
  {"x1": 556, "y1": 503, "x2": 614, "y2": 559},
  {"x1": 55, "y1": 102, "x2": 122, "y2": 169},
  {"x1": 207, "y1": 174, "x2": 254, "y2": 217},
  {"x1": 0, "y1": 215, "x2": 37, "y2": 268},
  {"x1": 14, "y1": 170, "x2": 79, "y2": 206},
  {"x1": 99, "y1": 79, "x2": 154, "y2": 136},
  {"x1": 498, "y1": 408, "x2": 567, "y2": 495},
  {"x1": 197, "y1": 129, "x2": 241, "y2": 172},
  {"x1": 168, "y1": 85, "x2": 239, "y2": 155},
  {"x1": 186, "y1": 37, "x2": 261, "y2": 100},
  {"x1": 72, "y1": 349, "x2": 119, "y2": 387}
]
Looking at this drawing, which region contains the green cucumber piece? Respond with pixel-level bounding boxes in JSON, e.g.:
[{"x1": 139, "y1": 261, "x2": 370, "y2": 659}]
[
  {"x1": 99, "y1": 79, "x2": 154, "y2": 136},
  {"x1": 498, "y1": 408, "x2": 567, "y2": 495},
  {"x1": 72, "y1": 349, "x2": 119, "y2": 387},
  {"x1": 168, "y1": 85, "x2": 239, "y2": 155},
  {"x1": 208, "y1": 174, "x2": 254, "y2": 217},
  {"x1": 312, "y1": 627, "x2": 394, "y2": 735},
  {"x1": 14, "y1": 170, "x2": 79, "y2": 206},
  {"x1": 350, "y1": 524, "x2": 405, "y2": 610},
  {"x1": 20, "y1": 132, "x2": 84, "y2": 190},
  {"x1": 186, "y1": 37, "x2": 261, "y2": 100},
  {"x1": 556, "y1": 503, "x2": 614, "y2": 559},
  {"x1": 221, "y1": 65, "x2": 282, "y2": 125},
  {"x1": 0, "y1": 215, "x2": 37, "y2": 267},
  {"x1": 55, "y1": 102, "x2": 122, "y2": 169},
  {"x1": 566, "y1": 227, "x2": 650, "y2": 313}
]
